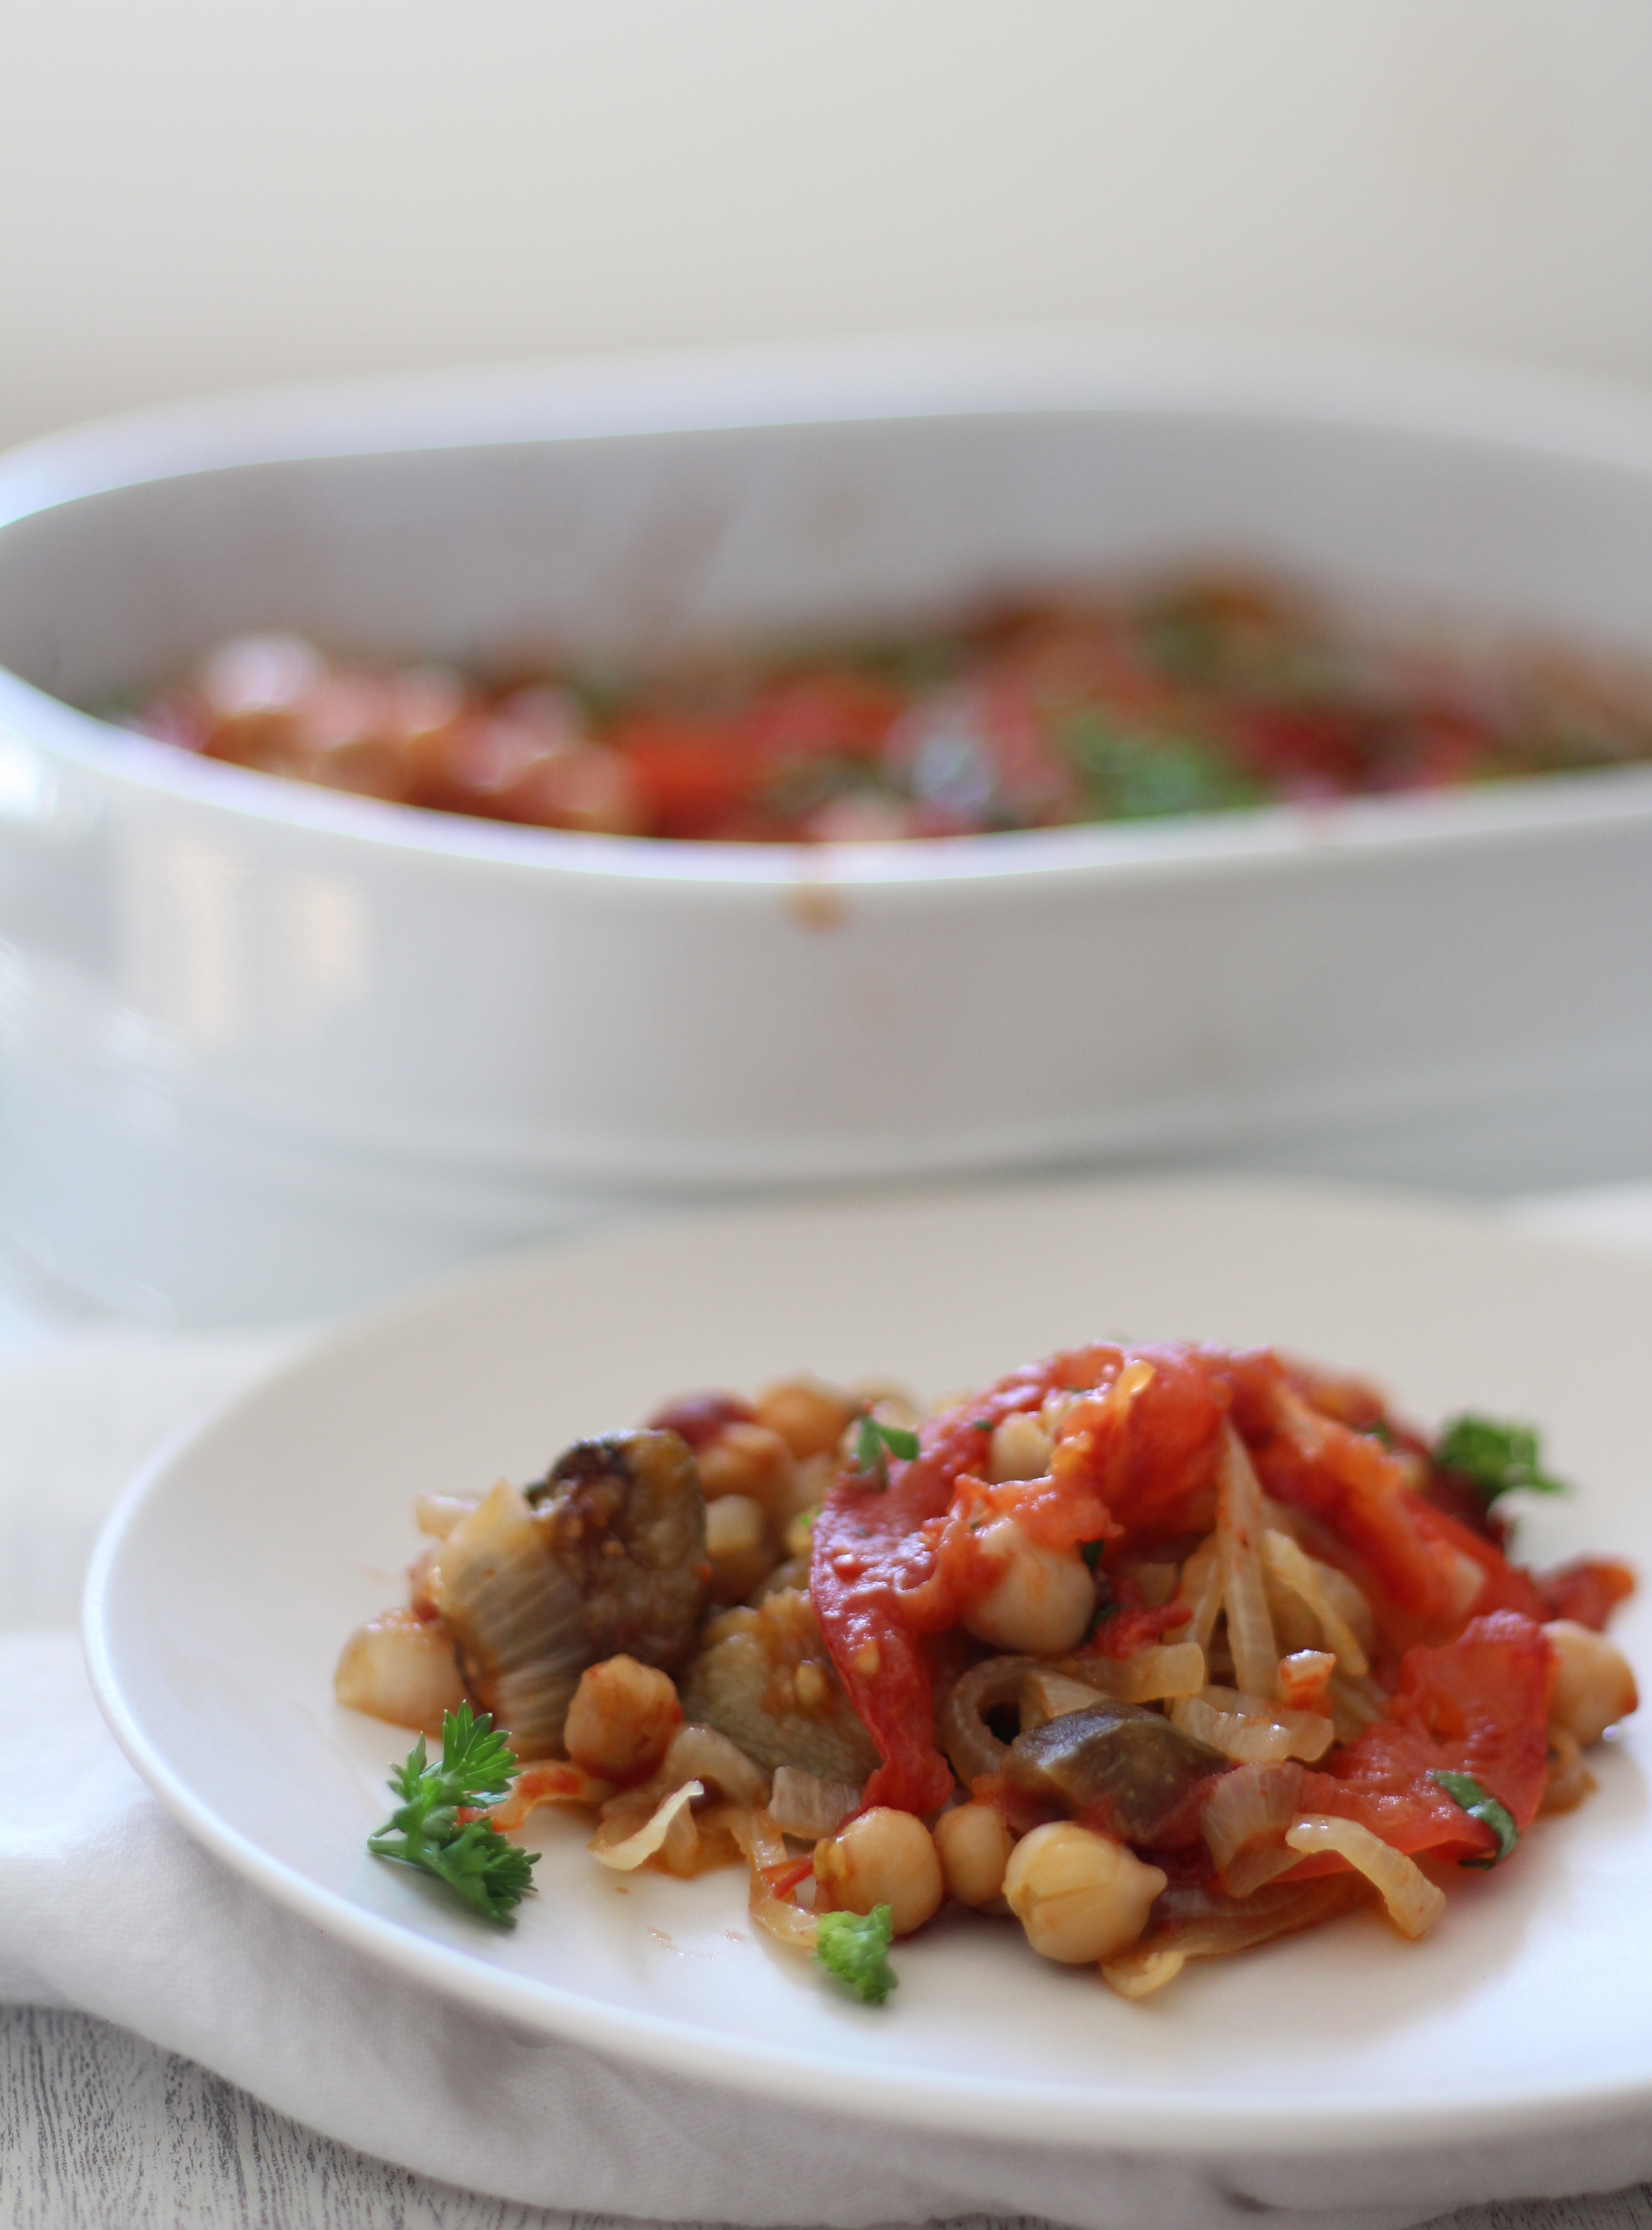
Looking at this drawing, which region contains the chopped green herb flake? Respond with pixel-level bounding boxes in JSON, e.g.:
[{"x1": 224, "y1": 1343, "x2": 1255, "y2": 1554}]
[
  {"x1": 852, "y1": 1413, "x2": 919, "y2": 1486},
  {"x1": 1080, "y1": 1540, "x2": 1108, "y2": 1572},
  {"x1": 1362, "y1": 1418, "x2": 1396, "y2": 1449},
  {"x1": 1430, "y1": 1768, "x2": 1520, "y2": 1869},
  {"x1": 852, "y1": 1415, "x2": 888, "y2": 1486},
  {"x1": 367, "y1": 1703, "x2": 538, "y2": 1925},
  {"x1": 815, "y1": 1904, "x2": 897, "y2": 2003},
  {"x1": 1434, "y1": 1415, "x2": 1569, "y2": 1504},
  {"x1": 1083, "y1": 1570, "x2": 1120, "y2": 1641},
  {"x1": 1060, "y1": 712, "x2": 1265, "y2": 822}
]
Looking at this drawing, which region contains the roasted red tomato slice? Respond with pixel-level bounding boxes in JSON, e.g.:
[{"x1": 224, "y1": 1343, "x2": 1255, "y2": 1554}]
[
  {"x1": 810, "y1": 1347, "x2": 1118, "y2": 1814},
  {"x1": 1047, "y1": 1344, "x2": 1230, "y2": 1549},
  {"x1": 1539, "y1": 1557, "x2": 1636, "y2": 1631},
  {"x1": 1305, "y1": 1610, "x2": 1556, "y2": 1863}
]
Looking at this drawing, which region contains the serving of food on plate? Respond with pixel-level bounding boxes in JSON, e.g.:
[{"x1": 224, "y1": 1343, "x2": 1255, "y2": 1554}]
[
  {"x1": 138, "y1": 574, "x2": 1652, "y2": 843},
  {"x1": 336, "y1": 1336, "x2": 1637, "y2": 2005}
]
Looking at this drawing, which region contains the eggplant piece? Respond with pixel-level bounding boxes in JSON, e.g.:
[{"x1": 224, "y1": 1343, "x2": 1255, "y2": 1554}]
[
  {"x1": 530, "y1": 1431, "x2": 708, "y2": 1667},
  {"x1": 432, "y1": 1430, "x2": 706, "y2": 1758},
  {"x1": 679, "y1": 1587, "x2": 881, "y2": 1782},
  {"x1": 1005, "y1": 1700, "x2": 1226, "y2": 1843}
]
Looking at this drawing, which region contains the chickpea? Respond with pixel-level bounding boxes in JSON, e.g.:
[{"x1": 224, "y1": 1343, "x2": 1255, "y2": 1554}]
[
  {"x1": 704, "y1": 1493, "x2": 776, "y2": 1603},
  {"x1": 1004, "y1": 1821, "x2": 1166, "y2": 1965},
  {"x1": 961, "y1": 1516, "x2": 1095, "y2": 1655},
  {"x1": 756, "y1": 1378, "x2": 858, "y2": 1464},
  {"x1": 1545, "y1": 1619, "x2": 1639, "y2": 1747},
  {"x1": 988, "y1": 1413, "x2": 1054, "y2": 1485},
  {"x1": 934, "y1": 1803, "x2": 1015, "y2": 1908},
  {"x1": 814, "y1": 1807, "x2": 945, "y2": 1937},
  {"x1": 795, "y1": 1452, "x2": 839, "y2": 1505},
  {"x1": 698, "y1": 1422, "x2": 798, "y2": 1526},
  {"x1": 700, "y1": 1604, "x2": 758, "y2": 1648},
  {"x1": 564, "y1": 1655, "x2": 682, "y2": 1781},
  {"x1": 783, "y1": 1506, "x2": 819, "y2": 1561}
]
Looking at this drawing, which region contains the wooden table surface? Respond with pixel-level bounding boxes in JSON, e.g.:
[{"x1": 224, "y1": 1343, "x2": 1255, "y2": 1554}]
[
  {"x1": 6, "y1": 2004, "x2": 1652, "y2": 2230},
  {"x1": 1, "y1": 2005, "x2": 563, "y2": 2230}
]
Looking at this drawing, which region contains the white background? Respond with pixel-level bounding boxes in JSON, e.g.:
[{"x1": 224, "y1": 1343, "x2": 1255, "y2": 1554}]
[{"x1": 4, "y1": 0, "x2": 1652, "y2": 451}]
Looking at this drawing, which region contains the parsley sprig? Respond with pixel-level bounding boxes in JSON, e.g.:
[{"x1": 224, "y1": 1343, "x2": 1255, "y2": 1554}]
[
  {"x1": 1433, "y1": 1415, "x2": 1568, "y2": 1506},
  {"x1": 367, "y1": 1703, "x2": 538, "y2": 1925},
  {"x1": 851, "y1": 1413, "x2": 920, "y2": 1488},
  {"x1": 1430, "y1": 1768, "x2": 1520, "y2": 1869},
  {"x1": 815, "y1": 1904, "x2": 898, "y2": 2003}
]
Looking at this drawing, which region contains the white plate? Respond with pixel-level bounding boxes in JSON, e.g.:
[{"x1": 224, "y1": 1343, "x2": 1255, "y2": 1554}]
[{"x1": 84, "y1": 1177, "x2": 1652, "y2": 2159}]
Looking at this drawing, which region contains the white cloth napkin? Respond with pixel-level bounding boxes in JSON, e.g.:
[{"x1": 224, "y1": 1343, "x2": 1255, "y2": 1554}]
[{"x1": 2, "y1": 1315, "x2": 1652, "y2": 2230}]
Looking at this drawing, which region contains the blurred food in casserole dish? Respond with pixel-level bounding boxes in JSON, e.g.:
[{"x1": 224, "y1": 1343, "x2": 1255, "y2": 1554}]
[{"x1": 135, "y1": 574, "x2": 1652, "y2": 843}]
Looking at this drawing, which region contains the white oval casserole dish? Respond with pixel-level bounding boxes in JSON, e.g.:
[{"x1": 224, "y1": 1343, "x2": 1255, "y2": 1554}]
[{"x1": 3, "y1": 334, "x2": 1652, "y2": 1323}]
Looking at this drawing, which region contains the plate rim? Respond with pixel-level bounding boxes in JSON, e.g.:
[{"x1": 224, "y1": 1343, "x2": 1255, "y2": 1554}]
[{"x1": 81, "y1": 1173, "x2": 1652, "y2": 2159}]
